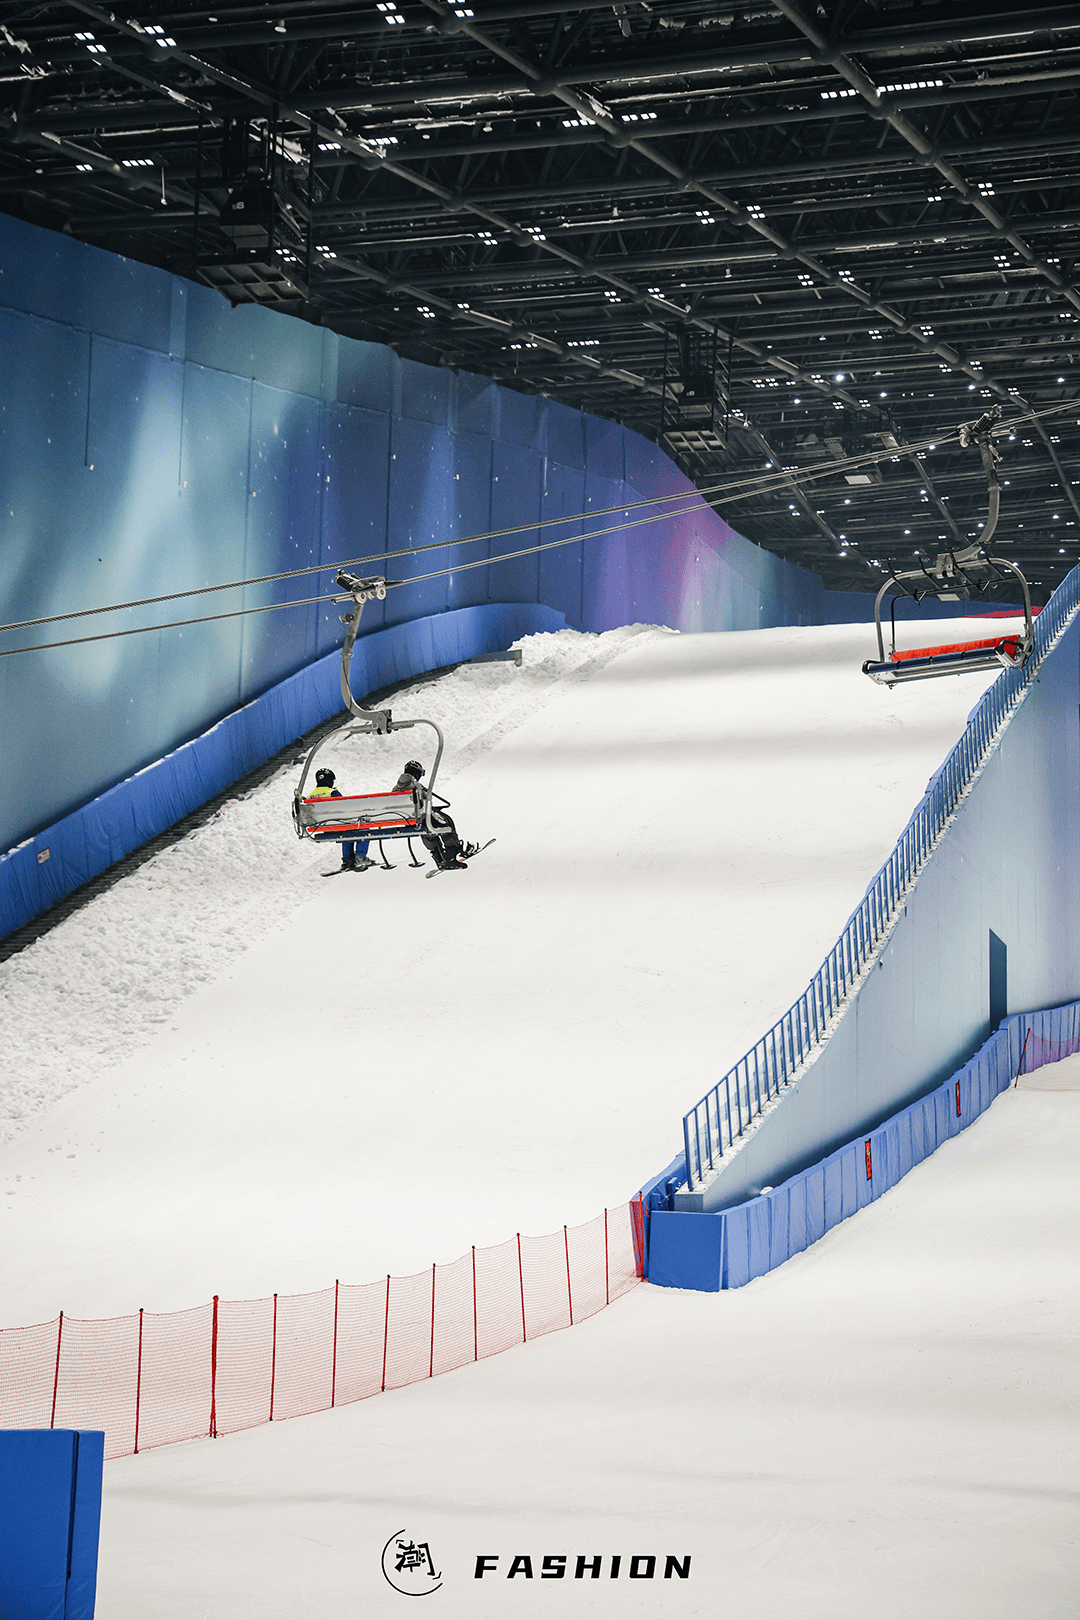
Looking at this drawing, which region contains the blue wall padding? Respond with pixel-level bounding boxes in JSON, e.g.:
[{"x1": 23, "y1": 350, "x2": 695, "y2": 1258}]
[
  {"x1": 0, "y1": 1430, "x2": 104, "y2": 1620},
  {"x1": 648, "y1": 1002, "x2": 1070, "y2": 1290},
  {"x1": 0, "y1": 601, "x2": 563, "y2": 939}
]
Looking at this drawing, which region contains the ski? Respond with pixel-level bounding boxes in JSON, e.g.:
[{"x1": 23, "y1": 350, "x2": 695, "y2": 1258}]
[
  {"x1": 424, "y1": 838, "x2": 495, "y2": 878},
  {"x1": 321, "y1": 861, "x2": 377, "y2": 877}
]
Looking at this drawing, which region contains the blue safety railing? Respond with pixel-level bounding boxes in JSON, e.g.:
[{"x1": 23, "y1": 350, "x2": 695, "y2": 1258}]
[{"x1": 681, "y1": 568, "x2": 1080, "y2": 1192}]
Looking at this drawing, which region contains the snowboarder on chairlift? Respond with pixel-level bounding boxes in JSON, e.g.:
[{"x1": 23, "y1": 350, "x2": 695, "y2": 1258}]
[
  {"x1": 395, "y1": 760, "x2": 479, "y2": 871},
  {"x1": 309, "y1": 768, "x2": 373, "y2": 871}
]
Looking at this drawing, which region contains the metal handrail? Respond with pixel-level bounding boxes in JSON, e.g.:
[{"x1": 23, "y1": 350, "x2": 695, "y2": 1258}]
[{"x1": 681, "y1": 565, "x2": 1080, "y2": 1192}]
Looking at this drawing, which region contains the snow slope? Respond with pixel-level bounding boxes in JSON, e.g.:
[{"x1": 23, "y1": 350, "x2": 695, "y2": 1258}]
[
  {"x1": 97, "y1": 1059, "x2": 1080, "y2": 1620},
  {"x1": 0, "y1": 620, "x2": 1013, "y2": 1323},
  {"x1": 2, "y1": 613, "x2": 1074, "y2": 1618}
]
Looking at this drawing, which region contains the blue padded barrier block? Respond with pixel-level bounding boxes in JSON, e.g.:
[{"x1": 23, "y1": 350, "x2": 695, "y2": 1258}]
[
  {"x1": 804, "y1": 1165, "x2": 827, "y2": 1245},
  {"x1": 746, "y1": 1196, "x2": 771, "y2": 1284},
  {"x1": 769, "y1": 1184, "x2": 791, "y2": 1270},
  {"x1": 647, "y1": 1210, "x2": 723, "y2": 1291},
  {"x1": 721, "y1": 1204, "x2": 749, "y2": 1289},
  {"x1": 823, "y1": 1153, "x2": 844, "y2": 1229},
  {"x1": 840, "y1": 1144, "x2": 859, "y2": 1220},
  {"x1": 788, "y1": 1176, "x2": 809, "y2": 1257},
  {"x1": 0, "y1": 1430, "x2": 103, "y2": 1620},
  {"x1": 0, "y1": 602, "x2": 565, "y2": 940},
  {"x1": 65, "y1": 1431, "x2": 104, "y2": 1620}
]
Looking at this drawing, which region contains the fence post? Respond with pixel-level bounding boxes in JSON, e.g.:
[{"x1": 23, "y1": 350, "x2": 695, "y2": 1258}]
[
  {"x1": 429, "y1": 1265, "x2": 436, "y2": 1379},
  {"x1": 210, "y1": 1296, "x2": 219, "y2": 1439},
  {"x1": 564, "y1": 1227, "x2": 573, "y2": 1326},
  {"x1": 49, "y1": 1313, "x2": 63, "y2": 1429},
  {"x1": 604, "y1": 1209, "x2": 610, "y2": 1305},
  {"x1": 471, "y1": 1247, "x2": 478, "y2": 1361},
  {"x1": 517, "y1": 1234, "x2": 526, "y2": 1343},
  {"x1": 269, "y1": 1294, "x2": 277, "y2": 1420},
  {"x1": 331, "y1": 1280, "x2": 339, "y2": 1408},
  {"x1": 134, "y1": 1307, "x2": 144, "y2": 1455},
  {"x1": 630, "y1": 1195, "x2": 647, "y2": 1279},
  {"x1": 381, "y1": 1276, "x2": 390, "y2": 1393}
]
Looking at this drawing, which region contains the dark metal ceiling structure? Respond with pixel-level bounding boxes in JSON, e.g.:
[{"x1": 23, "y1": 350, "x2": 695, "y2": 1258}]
[{"x1": 2, "y1": 0, "x2": 1079, "y2": 597}]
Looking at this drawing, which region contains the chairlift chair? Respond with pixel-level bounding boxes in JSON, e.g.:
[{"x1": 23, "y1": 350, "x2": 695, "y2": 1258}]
[
  {"x1": 862, "y1": 407, "x2": 1034, "y2": 687},
  {"x1": 292, "y1": 570, "x2": 448, "y2": 869}
]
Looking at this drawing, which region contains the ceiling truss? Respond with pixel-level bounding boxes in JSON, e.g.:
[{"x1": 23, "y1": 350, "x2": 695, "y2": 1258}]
[{"x1": 1, "y1": 0, "x2": 1078, "y2": 595}]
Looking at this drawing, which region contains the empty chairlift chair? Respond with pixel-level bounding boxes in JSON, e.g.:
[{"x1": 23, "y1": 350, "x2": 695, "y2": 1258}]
[{"x1": 862, "y1": 407, "x2": 1034, "y2": 687}]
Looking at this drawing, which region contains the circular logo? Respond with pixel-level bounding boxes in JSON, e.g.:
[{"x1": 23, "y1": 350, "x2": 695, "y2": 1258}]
[{"x1": 381, "y1": 1529, "x2": 443, "y2": 1596}]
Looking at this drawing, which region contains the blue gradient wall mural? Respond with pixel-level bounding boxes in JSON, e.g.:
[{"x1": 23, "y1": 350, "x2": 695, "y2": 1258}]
[{"x1": 0, "y1": 211, "x2": 872, "y2": 863}]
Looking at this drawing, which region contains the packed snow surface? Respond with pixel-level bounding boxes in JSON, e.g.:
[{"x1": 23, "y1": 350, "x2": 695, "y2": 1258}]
[
  {"x1": 0, "y1": 619, "x2": 1017, "y2": 1322},
  {"x1": 2, "y1": 614, "x2": 1075, "y2": 1618},
  {"x1": 98, "y1": 1057, "x2": 1080, "y2": 1619}
]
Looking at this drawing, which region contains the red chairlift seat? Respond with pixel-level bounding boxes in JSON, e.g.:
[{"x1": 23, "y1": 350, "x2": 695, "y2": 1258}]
[
  {"x1": 864, "y1": 630, "x2": 1028, "y2": 686},
  {"x1": 890, "y1": 634, "x2": 1022, "y2": 664}
]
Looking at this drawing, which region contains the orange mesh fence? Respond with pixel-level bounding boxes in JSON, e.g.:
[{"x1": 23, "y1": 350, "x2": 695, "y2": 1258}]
[
  {"x1": 52, "y1": 1314, "x2": 140, "y2": 1456},
  {"x1": 0, "y1": 1317, "x2": 62, "y2": 1430},
  {"x1": 0, "y1": 1201, "x2": 643, "y2": 1461},
  {"x1": 267, "y1": 1286, "x2": 336, "y2": 1422},
  {"x1": 215, "y1": 1295, "x2": 275, "y2": 1436},
  {"x1": 334, "y1": 1279, "x2": 388, "y2": 1404},
  {"x1": 138, "y1": 1303, "x2": 214, "y2": 1453},
  {"x1": 474, "y1": 1235, "x2": 527, "y2": 1361}
]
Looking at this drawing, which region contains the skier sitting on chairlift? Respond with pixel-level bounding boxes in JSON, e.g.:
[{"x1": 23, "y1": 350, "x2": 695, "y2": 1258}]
[
  {"x1": 395, "y1": 760, "x2": 479, "y2": 872},
  {"x1": 308, "y1": 768, "x2": 374, "y2": 872}
]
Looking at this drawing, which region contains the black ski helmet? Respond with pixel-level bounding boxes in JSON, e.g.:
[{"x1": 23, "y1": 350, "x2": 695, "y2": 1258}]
[
  {"x1": 404, "y1": 759, "x2": 425, "y2": 779},
  {"x1": 315, "y1": 767, "x2": 336, "y2": 788}
]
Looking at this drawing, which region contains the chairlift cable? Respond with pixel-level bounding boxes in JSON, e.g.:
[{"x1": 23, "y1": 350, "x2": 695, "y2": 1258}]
[
  {"x1": 0, "y1": 437, "x2": 927, "y2": 638},
  {"x1": 0, "y1": 399, "x2": 1074, "y2": 653},
  {"x1": 0, "y1": 396, "x2": 1072, "y2": 641}
]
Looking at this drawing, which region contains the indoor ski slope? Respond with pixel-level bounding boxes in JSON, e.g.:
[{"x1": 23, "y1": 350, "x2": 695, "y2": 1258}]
[
  {"x1": 4, "y1": 614, "x2": 1077, "y2": 1618},
  {"x1": 2, "y1": 617, "x2": 1012, "y2": 1323}
]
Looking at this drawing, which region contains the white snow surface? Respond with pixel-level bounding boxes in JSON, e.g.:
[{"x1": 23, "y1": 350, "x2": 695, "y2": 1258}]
[
  {"x1": 98, "y1": 1065, "x2": 1080, "y2": 1620},
  {"x1": 3, "y1": 614, "x2": 1077, "y2": 1618},
  {"x1": 0, "y1": 618, "x2": 1018, "y2": 1324}
]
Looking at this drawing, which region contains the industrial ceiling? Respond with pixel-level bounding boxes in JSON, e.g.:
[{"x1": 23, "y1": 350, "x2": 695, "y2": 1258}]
[{"x1": 2, "y1": 0, "x2": 1079, "y2": 596}]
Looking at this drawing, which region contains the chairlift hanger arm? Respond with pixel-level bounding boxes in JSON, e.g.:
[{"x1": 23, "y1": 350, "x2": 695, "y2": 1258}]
[
  {"x1": 866, "y1": 404, "x2": 1033, "y2": 683},
  {"x1": 293, "y1": 569, "x2": 444, "y2": 828}
]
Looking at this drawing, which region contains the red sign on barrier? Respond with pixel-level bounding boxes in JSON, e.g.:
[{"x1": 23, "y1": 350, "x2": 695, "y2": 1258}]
[
  {"x1": 864, "y1": 1140, "x2": 872, "y2": 1181},
  {"x1": 955, "y1": 1080, "x2": 962, "y2": 1118}
]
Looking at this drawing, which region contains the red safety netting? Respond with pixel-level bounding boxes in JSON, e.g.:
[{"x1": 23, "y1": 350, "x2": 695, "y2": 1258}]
[
  {"x1": 0, "y1": 1201, "x2": 642, "y2": 1460},
  {"x1": 1018, "y1": 1028, "x2": 1080, "y2": 1074}
]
